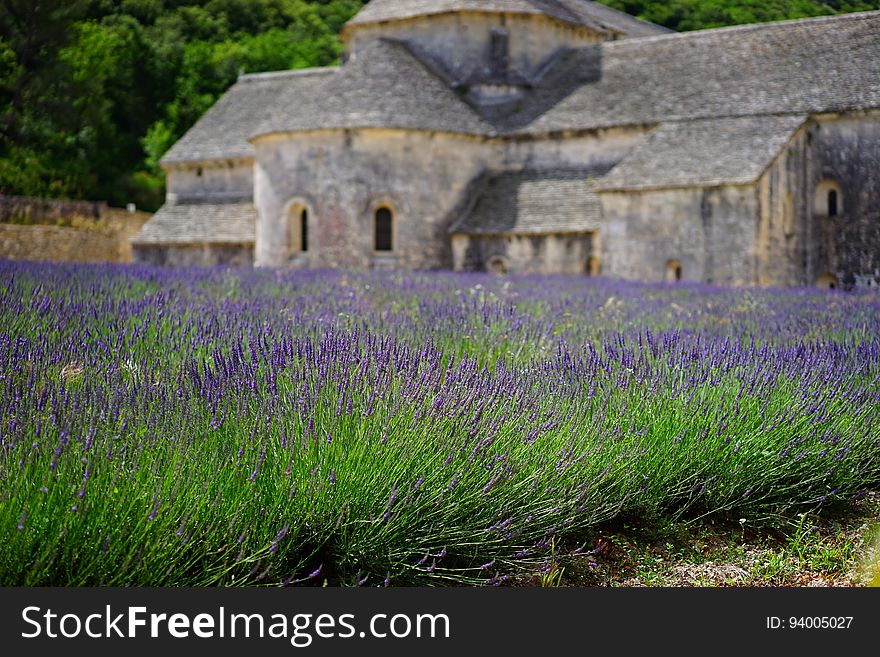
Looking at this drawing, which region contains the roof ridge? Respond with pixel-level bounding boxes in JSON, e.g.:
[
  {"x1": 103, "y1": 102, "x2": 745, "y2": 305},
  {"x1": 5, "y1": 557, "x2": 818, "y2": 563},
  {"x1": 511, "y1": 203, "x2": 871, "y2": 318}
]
[
  {"x1": 556, "y1": 0, "x2": 671, "y2": 35},
  {"x1": 238, "y1": 67, "x2": 338, "y2": 82},
  {"x1": 485, "y1": 164, "x2": 614, "y2": 176},
  {"x1": 525, "y1": 0, "x2": 595, "y2": 29},
  {"x1": 605, "y1": 9, "x2": 880, "y2": 47},
  {"x1": 573, "y1": 0, "x2": 673, "y2": 32}
]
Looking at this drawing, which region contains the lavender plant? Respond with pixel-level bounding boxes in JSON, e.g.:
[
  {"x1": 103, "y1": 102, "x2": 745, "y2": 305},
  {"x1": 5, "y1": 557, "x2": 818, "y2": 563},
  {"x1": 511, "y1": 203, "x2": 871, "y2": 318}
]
[{"x1": 0, "y1": 260, "x2": 878, "y2": 585}]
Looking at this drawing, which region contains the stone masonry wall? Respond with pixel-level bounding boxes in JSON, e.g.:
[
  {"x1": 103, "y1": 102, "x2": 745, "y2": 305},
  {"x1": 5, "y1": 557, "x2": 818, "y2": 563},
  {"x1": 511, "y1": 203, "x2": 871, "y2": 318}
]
[
  {"x1": 165, "y1": 159, "x2": 254, "y2": 202},
  {"x1": 253, "y1": 128, "x2": 645, "y2": 272},
  {"x1": 344, "y1": 12, "x2": 603, "y2": 83},
  {"x1": 0, "y1": 207, "x2": 151, "y2": 264},
  {"x1": 807, "y1": 115, "x2": 880, "y2": 289},
  {"x1": 501, "y1": 127, "x2": 647, "y2": 170},
  {"x1": 599, "y1": 185, "x2": 759, "y2": 285},
  {"x1": 756, "y1": 126, "x2": 809, "y2": 287},
  {"x1": 133, "y1": 243, "x2": 254, "y2": 268},
  {"x1": 452, "y1": 233, "x2": 595, "y2": 274},
  {"x1": 0, "y1": 195, "x2": 107, "y2": 222},
  {"x1": 254, "y1": 129, "x2": 493, "y2": 270}
]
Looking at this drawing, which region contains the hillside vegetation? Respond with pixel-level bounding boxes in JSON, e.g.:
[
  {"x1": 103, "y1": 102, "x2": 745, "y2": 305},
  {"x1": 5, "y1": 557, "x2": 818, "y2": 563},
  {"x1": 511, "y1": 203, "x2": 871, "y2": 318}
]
[{"x1": 1, "y1": 0, "x2": 877, "y2": 210}]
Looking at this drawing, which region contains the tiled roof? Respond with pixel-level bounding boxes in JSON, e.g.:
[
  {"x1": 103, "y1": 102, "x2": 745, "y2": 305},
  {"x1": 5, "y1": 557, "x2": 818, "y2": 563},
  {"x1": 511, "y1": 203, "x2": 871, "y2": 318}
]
[
  {"x1": 522, "y1": 11, "x2": 880, "y2": 134},
  {"x1": 161, "y1": 68, "x2": 335, "y2": 165},
  {"x1": 253, "y1": 39, "x2": 494, "y2": 137},
  {"x1": 595, "y1": 116, "x2": 806, "y2": 191},
  {"x1": 553, "y1": 1, "x2": 673, "y2": 38},
  {"x1": 168, "y1": 11, "x2": 880, "y2": 159},
  {"x1": 451, "y1": 167, "x2": 611, "y2": 234},
  {"x1": 131, "y1": 202, "x2": 256, "y2": 245}
]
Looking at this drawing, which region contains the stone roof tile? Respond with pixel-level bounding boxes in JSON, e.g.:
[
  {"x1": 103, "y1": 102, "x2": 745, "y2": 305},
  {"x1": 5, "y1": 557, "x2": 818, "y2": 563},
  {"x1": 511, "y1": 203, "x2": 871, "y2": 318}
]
[
  {"x1": 254, "y1": 39, "x2": 493, "y2": 137},
  {"x1": 165, "y1": 12, "x2": 880, "y2": 162},
  {"x1": 522, "y1": 11, "x2": 880, "y2": 134},
  {"x1": 594, "y1": 116, "x2": 806, "y2": 191},
  {"x1": 132, "y1": 202, "x2": 256, "y2": 245},
  {"x1": 451, "y1": 167, "x2": 611, "y2": 234},
  {"x1": 161, "y1": 68, "x2": 335, "y2": 165},
  {"x1": 554, "y1": 1, "x2": 672, "y2": 37}
]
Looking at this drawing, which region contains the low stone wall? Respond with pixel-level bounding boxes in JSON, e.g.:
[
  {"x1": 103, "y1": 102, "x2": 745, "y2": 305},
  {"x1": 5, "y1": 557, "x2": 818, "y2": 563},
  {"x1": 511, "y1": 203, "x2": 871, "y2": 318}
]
[
  {"x1": 0, "y1": 194, "x2": 108, "y2": 222},
  {"x1": 0, "y1": 208, "x2": 152, "y2": 264},
  {"x1": 133, "y1": 243, "x2": 254, "y2": 268},
  {"x1": 452, "y1": 232, "x2": 596, "y2": 275}
]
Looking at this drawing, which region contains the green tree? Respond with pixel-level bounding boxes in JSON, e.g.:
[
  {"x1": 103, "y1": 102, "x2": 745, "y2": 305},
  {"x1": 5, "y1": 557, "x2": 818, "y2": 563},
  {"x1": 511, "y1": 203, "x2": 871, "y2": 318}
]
[{"x1": 141, "y1": 0, "x2": 347, "y2": 194}]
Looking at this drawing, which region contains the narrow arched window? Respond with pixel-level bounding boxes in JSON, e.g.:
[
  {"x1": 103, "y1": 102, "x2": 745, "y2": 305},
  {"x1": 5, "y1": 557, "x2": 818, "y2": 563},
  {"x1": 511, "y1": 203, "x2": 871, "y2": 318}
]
[
  {"x1": 300, "y1": 208, "x2": 308, "y2": 252},
  {"x1": 374, "y1": 207, "x2": 393, "y2": 252},
  {"x1": 827, "y1": 190, "x2": 838, "y2": 217},
  {"x1": 814, "y1": 180, "x2": 842, "y2": 216},
  {"x1": 286, "y1": 203, "x2": 310, "y2": 258}
]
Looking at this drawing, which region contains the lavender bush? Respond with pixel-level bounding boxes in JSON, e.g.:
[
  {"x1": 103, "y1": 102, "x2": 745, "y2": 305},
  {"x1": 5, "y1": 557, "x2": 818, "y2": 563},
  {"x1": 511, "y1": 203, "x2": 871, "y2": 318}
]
[{"x1": 1, "y1": 260, "x2": 878, "y2": 585}]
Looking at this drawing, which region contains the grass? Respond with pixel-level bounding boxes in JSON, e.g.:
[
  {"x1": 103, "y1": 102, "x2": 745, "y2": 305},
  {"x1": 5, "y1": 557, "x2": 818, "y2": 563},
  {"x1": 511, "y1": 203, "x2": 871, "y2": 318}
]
[
  {"x1": 0, "y1": 260, "x2": 878, "y2": 586},
  {"x1": 531, "y1": 493, "x2": 880, "y2": 587}
]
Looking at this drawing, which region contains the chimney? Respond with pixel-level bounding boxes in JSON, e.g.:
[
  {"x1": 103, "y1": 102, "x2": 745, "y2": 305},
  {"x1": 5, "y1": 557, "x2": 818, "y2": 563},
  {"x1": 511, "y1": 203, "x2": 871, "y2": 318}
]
[{"x1": 489, "y1": 28, "x2": 509, "y2": 79}]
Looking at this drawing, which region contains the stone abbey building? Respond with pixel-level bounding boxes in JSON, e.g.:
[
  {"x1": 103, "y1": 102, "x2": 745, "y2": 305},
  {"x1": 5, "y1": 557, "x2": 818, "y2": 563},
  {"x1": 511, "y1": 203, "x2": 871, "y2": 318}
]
[{"x1": 132, "y1": 0, "x2": 880, "y2": 289}]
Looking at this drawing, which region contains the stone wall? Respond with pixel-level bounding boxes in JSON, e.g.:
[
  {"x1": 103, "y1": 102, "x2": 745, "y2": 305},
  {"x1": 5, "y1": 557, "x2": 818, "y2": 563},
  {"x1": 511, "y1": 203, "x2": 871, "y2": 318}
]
[
  {"x1": 254, "y1": 129, "x2": 493, "y2": 270},
  {"x1": 599, "y1": 185, "x2": 759, "y2": 285},
  {"x1": 343, "y1": 12, "x2": 603, "y2": 83},
  {"x1": 165, "y1": 159, "x2": 254, "y2": 202},
  {"x1": 252, "y1": 127, "x2": 647, "y2": 272},
  {"x1": 756, "y1": 126, "x2": 809, "y2": 287},
  {"x1": 452, "y1": 232, "x2": 595, "y2": 274},
  {"x1": 501, "y1": 127, "x2": 647, "y2": 170},
  {"x1": 806, "y1": 115, "x2": 880, "y2": 289},
  {"x1": 597, "y1": 114, "x2": 880, "y2": 289},
  {"x1": 0, "y1": 206, "x2": 151, "y2": 264},
  {"x1": 133, "y1": 243, "x2": 254, "y2": 268},
  {"x1": 0, "y1": 194, "x2": 107, "y2": 222}
]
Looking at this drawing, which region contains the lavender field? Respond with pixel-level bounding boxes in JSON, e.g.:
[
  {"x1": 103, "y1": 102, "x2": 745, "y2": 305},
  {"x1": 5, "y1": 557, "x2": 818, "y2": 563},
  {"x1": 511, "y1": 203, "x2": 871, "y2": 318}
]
[{"x1": 1, "y1": 259, "x2": 879, "y2": 586}]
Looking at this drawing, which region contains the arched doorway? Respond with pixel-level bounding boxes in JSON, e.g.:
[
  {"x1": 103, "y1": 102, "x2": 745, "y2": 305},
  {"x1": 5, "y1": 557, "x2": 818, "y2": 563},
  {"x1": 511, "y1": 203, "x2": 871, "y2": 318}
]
[{"x1": 665, "y1": 259, "x2": 682, "y2": 283}]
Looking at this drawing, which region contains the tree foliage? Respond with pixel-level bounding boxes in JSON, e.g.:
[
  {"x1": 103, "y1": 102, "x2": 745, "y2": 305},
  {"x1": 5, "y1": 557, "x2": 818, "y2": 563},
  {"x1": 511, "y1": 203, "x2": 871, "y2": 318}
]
[
  {"x1": 0, "y1": 0, "x2": 364, "y2": 209},
  {"x1": 602, "y1": 0, "x2": 880, "y2": 30},
  {"x1": 0, "y1": 0, "x2": 877, "y2": 210}
]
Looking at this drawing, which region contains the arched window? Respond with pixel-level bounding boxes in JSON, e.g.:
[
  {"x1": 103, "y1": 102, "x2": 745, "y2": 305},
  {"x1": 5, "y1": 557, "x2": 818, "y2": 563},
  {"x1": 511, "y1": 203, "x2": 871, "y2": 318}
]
[
  {"x1": 665, "y1": 259, "x2": 682, "y2": 283},
  {"x1": 827, "y1": 190, "x2": 838, "y2": 217},
  {"x1": 374, "y1": 207, "x2": 393, "y2": 252},
  {"x1": 299, "y1": 208, "x2": 309, "y2": 252},
  {"x1": 814, "y1": 180, "x2": 843, "y2": 216},
  {"x1": 286, "y1": 203, "x2": 310, "y2": 258}
]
